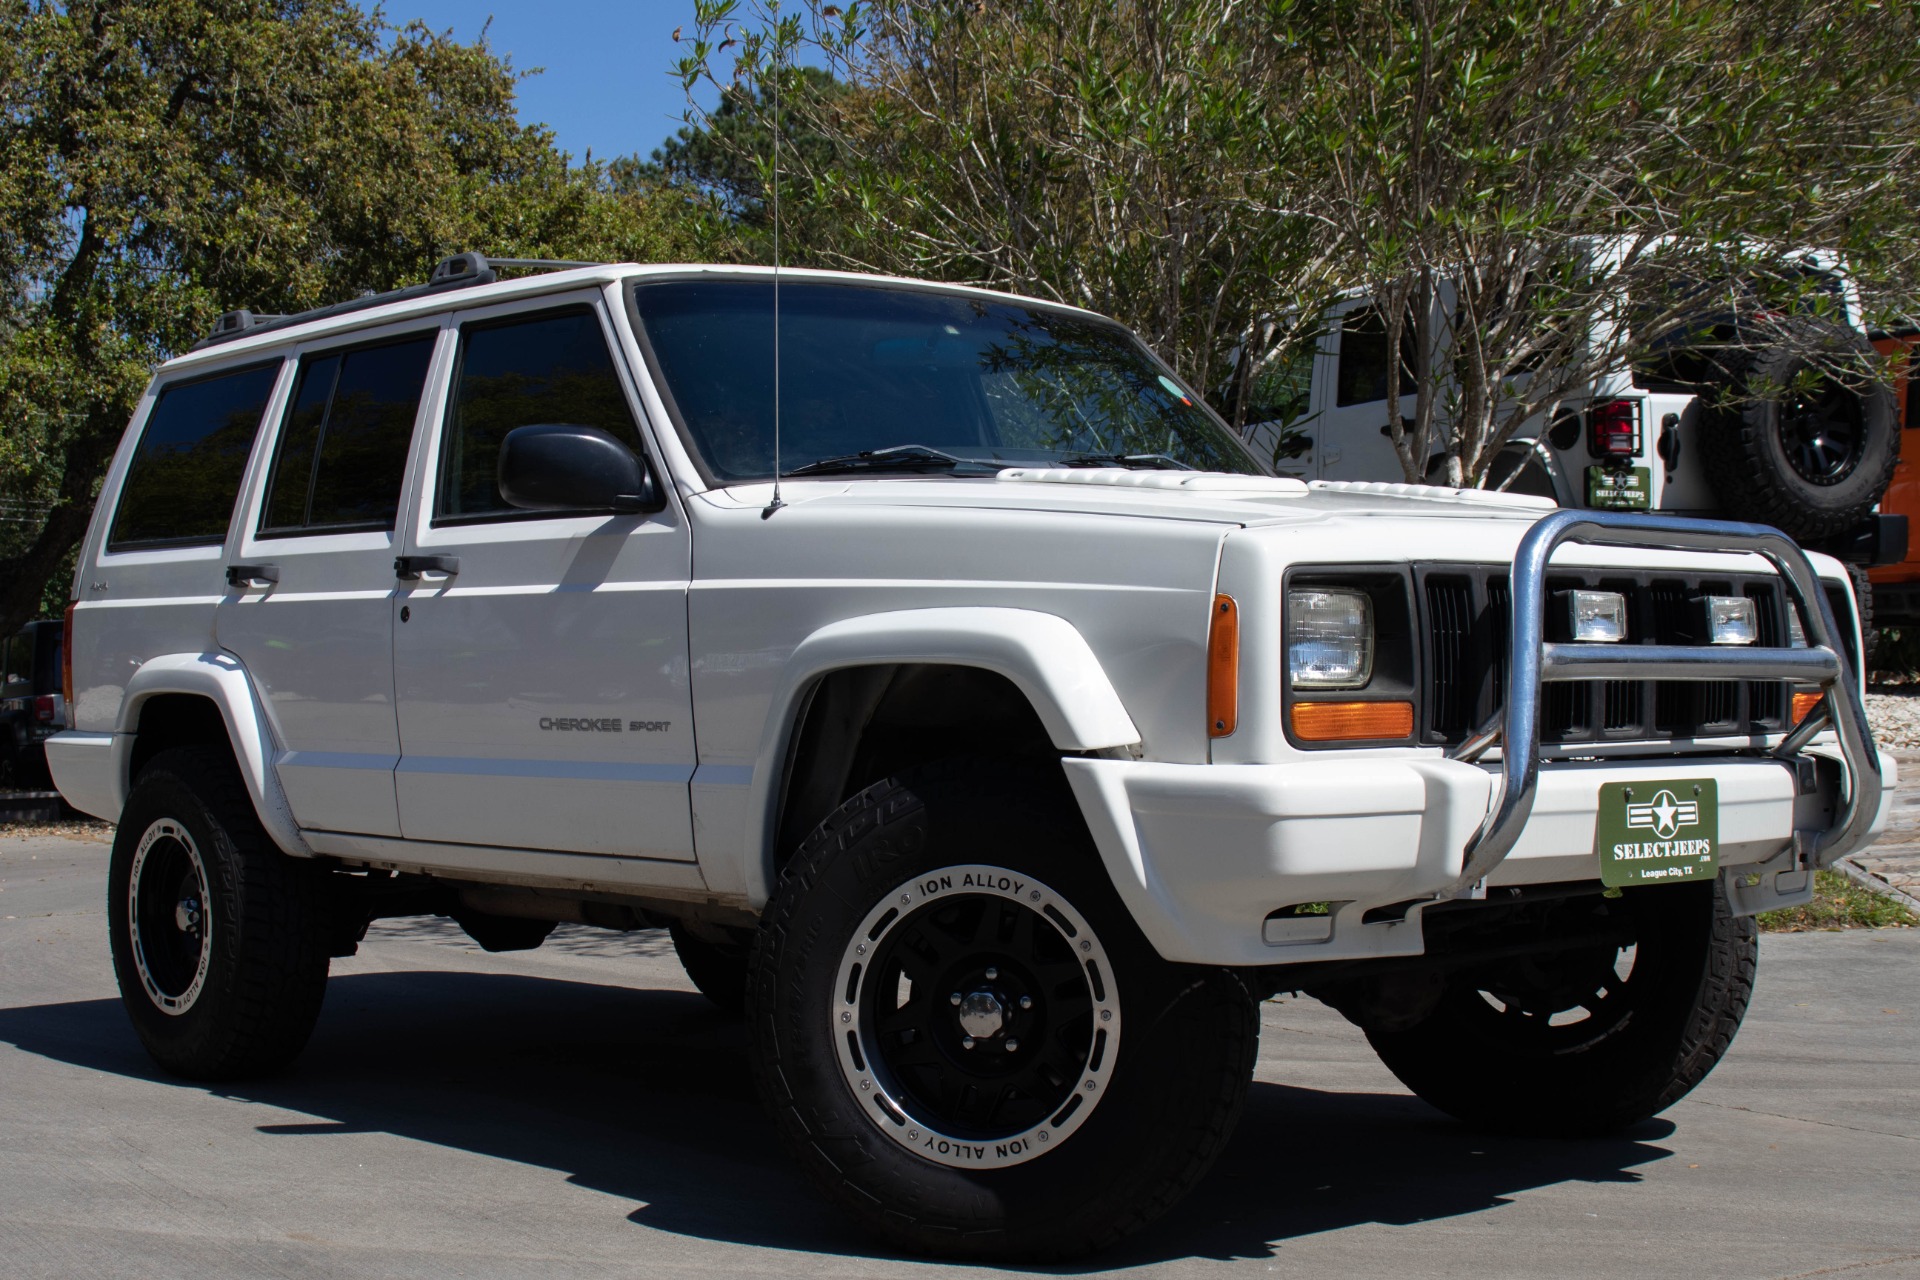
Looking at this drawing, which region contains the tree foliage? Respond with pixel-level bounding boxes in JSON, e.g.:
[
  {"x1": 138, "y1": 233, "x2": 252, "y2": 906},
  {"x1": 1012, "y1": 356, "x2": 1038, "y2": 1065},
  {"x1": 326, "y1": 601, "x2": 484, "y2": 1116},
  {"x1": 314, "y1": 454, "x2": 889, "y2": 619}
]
[
  {"x1": 675, "y1": 0, "x2": 1920, "y2": 484},
  {"x1": 0, "y1": 0, "x2": 726, "y2": 636}
]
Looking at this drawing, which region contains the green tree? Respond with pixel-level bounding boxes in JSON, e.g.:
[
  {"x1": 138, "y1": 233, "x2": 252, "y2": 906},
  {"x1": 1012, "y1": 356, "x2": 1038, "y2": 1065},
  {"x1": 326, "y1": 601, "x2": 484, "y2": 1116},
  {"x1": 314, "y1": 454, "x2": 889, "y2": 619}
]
[
  {"x1": 674, "y1": 0, "x2": 1342, "y2": 418},
  {"x1": 679, "y1": 0, "x2": 1920, "y2": 485},
  {"x1": 0, "y1": 0, "x2": 723, "y2": 637},
  {"x1": 613, "y1": 64, "x2": 842, "y2": 230}
]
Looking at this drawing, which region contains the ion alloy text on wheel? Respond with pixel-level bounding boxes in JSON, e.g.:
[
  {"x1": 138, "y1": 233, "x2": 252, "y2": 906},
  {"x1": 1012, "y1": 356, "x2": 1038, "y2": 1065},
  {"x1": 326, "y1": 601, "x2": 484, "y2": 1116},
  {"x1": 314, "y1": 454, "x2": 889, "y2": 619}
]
[
  {"x1": 832, "y1": 867, "x2": 1120, "y2": 1168},
  {"x1": 127, "y1": 818, "x2": 214, "y2": 1015}
]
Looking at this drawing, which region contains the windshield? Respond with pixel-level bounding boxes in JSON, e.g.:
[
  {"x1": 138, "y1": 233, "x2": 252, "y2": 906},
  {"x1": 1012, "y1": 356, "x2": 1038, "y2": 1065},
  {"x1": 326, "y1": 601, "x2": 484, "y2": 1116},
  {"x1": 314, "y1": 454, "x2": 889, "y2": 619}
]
[{"x1": 630, "y1": 278, "x2": 1265, "y2": 481}]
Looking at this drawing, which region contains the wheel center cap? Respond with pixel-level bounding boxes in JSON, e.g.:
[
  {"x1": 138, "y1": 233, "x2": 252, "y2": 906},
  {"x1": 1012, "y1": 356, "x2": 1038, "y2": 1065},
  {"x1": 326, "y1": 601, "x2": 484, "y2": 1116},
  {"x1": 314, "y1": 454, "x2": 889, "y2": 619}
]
[
  {"x1": 175, "y1": 898, "x2": 201, "y2": 933},
  {"x1": 956, "y1": 990, "x2": 1006, "y2": 1039}
]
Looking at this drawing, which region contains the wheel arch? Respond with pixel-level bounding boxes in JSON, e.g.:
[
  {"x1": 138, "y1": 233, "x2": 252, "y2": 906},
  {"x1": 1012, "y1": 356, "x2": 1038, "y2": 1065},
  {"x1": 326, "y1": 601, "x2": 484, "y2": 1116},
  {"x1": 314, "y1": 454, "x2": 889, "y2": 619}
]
[
  {"x1": 736, "y1": 608, "x2": 1140, "y2": 908},
  {"x1": 114, "y1": 653, "x2": 312, "y2": 857}
]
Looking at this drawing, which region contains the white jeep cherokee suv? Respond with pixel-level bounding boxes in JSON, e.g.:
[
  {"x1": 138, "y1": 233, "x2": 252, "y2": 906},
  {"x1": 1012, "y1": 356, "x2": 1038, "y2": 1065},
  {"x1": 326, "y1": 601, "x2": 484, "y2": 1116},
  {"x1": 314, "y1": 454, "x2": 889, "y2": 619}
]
[{"x1": 46, "y1": 254, "x2": 1892, "y2": 1261}]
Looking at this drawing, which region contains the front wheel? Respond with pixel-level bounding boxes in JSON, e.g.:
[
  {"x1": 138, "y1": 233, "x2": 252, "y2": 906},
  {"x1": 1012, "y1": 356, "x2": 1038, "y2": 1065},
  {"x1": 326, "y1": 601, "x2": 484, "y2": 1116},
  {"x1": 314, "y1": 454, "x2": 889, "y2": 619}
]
[
  {"x1": 749, "y1": 761, "x2": 1257, "y2": 1261},
  {"x1": 1366, "y1": 881, "x2": 1756, "y2": 1137}
]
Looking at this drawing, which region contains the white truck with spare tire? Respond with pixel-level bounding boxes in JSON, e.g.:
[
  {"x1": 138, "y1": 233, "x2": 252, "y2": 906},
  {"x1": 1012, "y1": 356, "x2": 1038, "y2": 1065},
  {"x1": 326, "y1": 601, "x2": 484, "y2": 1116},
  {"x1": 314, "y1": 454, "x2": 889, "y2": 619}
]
[{"x1": 46, "y1": 255, "x2": 1892, "y2": 1260}]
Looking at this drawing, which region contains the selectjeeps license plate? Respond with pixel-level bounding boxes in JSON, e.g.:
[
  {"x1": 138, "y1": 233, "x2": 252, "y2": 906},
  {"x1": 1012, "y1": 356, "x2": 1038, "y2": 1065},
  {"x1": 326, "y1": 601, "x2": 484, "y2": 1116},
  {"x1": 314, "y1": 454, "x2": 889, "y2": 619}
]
[{"x1": 1593, "y1": 779, "x2": 1719, "y2": 888}]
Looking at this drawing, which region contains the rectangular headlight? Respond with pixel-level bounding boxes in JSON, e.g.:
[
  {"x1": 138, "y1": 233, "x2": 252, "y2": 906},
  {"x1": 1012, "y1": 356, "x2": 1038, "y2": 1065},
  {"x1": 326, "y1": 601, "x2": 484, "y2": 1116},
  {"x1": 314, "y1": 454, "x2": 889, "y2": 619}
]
[
  {"x1": 1568, "y1": 590, "x2": 1627, "y2": 643},
  {"x1": 1287, "y1": 588, "x2": 1373, "y2": 689},
  {"x1": 1703, "y1": 595, "x2": 1757, "y2": 645}
]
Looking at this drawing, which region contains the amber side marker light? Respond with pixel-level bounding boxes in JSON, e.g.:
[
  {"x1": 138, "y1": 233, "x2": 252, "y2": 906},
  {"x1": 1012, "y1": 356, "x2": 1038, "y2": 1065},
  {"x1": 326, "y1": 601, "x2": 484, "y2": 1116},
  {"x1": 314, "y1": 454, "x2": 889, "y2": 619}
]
[
  {"x1": 1207, "y1": 594, "x2": 1239, "y2": 738},
  {"x1": 1292, "y1": 700, "x2": 1414, "y2": 742},
  {"x1": 1791, "y1": 691, "x2": 1823, "y2": 726}
]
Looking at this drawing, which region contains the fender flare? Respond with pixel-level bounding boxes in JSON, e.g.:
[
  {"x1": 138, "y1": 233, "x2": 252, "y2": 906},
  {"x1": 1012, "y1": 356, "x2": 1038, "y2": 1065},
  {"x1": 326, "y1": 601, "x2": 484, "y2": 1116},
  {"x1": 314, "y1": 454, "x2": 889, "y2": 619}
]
[
  {"x1": 736, "y1": 607, "x2": 1139, "y2": 906},
  {"x1": 115, "y1": 652, "x2": 313, "y2": 857}
]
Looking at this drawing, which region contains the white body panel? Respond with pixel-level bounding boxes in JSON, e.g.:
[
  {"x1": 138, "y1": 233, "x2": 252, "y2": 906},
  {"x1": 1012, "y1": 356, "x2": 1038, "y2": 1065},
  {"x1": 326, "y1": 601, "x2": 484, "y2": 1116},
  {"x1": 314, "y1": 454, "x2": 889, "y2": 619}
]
[{"x1": 47, "y1": 261, "x2": 1887, "y2": 966}]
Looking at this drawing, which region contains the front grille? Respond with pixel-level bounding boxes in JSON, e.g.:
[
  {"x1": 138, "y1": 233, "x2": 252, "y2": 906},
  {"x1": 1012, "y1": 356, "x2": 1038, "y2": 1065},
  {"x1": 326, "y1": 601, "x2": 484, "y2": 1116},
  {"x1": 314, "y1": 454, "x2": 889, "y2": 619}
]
[{"x1": 1417, "y1": 566, "x2": 1839, "y2": 748}]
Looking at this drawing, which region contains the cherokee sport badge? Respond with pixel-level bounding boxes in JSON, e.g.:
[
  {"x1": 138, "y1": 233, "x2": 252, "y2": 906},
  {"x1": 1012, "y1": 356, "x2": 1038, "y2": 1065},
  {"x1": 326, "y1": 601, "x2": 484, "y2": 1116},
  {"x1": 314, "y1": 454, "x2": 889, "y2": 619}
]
[{"x1": 1593, "y1": 778, "x2": 1719, "y2": 888}]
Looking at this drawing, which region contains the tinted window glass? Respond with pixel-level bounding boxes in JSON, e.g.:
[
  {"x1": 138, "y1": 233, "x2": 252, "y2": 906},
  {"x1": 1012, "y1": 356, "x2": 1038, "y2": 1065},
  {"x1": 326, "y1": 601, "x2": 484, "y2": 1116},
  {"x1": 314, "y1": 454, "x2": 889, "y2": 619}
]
[
  {"x1": 438, "y1": 309, "x2": 640, "y2": 520},
  {"x1": 260, "y1": 335, "x2": 433, "y2": 535},
  {"x1": 632, "y1": 280, "x2": 1259, "y2": 479},
  {"x1": 109, "y1": 363, "x2": 279, "y2": 549},
  {"x1": 1907, "y1": 361, "x2": 1919, "y2": 434},
  {"x1": 1335, "y1": 309, "x2": 1417, "y2": 407}
]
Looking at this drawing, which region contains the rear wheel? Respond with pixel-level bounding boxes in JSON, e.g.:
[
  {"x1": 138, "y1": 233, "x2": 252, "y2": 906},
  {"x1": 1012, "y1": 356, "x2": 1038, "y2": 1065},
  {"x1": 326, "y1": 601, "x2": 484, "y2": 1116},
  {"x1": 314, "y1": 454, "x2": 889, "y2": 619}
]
[
  {"x1": 108, "y1": 746, "x2": 332, "y2": 1079},
  {"x1": 1366, "y1": 881, "x2": 1755, "y2": 1136},
  {"x1": 749, "y1": 761, "x2": 1256, "y2": 1260}
]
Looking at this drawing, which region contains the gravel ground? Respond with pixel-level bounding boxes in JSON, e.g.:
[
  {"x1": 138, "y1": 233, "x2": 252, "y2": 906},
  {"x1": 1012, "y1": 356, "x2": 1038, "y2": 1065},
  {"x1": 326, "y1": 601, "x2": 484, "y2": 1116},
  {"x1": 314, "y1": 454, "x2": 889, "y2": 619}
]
[{"x1": 1867, "y1": 686, "x2": 1920, "y2": 749}]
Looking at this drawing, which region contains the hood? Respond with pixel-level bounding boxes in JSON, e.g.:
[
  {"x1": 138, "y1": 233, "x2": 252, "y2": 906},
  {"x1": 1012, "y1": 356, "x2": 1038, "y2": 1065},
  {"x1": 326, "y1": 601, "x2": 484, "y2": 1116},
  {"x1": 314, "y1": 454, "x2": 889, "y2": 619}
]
[{"x1": 698, "y1": 469, "x2": 1559, "y2": 533}]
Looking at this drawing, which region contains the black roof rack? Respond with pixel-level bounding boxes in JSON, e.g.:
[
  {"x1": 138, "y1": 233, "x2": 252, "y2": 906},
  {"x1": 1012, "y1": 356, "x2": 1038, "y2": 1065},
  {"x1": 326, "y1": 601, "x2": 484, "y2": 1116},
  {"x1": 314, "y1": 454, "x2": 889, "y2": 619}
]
[{"x1": 193, "y1": 253, "x2": 608, "y2": 351}]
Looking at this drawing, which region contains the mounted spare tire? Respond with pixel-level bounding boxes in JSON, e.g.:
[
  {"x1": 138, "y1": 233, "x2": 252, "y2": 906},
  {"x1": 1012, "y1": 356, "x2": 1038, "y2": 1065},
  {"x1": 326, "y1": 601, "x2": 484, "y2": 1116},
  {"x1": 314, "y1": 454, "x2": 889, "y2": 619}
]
[{"x1": 1697, "y1": 321, "x2": 1897, "y2": 542}]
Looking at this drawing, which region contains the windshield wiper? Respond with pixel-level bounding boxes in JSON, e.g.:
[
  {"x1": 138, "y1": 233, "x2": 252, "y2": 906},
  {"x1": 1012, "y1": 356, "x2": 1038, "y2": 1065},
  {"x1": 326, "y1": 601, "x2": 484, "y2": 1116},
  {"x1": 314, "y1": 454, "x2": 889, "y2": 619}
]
[
  {"x1": 1057, "y1": 452, "x2": 1193, "y2": 471},
  {"x1": 783, "y1": 444, "x2": 976, "y2": 477}
]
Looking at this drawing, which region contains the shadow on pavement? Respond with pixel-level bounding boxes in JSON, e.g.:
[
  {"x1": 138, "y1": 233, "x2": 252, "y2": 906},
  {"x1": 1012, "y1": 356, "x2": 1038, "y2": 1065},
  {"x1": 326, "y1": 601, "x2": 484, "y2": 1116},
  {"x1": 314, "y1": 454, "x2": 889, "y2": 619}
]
[{"x1": 0, "y1": 969, "x2": 1675, "y2": 1270}]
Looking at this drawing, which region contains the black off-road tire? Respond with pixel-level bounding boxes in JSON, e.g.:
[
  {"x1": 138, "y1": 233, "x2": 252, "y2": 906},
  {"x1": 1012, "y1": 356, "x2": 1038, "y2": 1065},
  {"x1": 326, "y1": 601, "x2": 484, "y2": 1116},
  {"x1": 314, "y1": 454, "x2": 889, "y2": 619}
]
[
  {"x1": 1845, "y1": 562, "x2": 1878, "y2": 672},
  {"x1": 1367, "y1": 881, "x2": 1756, "y2": 1137},
  {"x1": 108, "y1": 746, "x2": 332, "y2": 1080},
  {"x1": 668, "y1": 920, "x2": 752, "y2": 1014},
  {"x1": 749, "y1": 760, "x2": 1257, "y2": 1261},
  {"x1": 1698, "y1": 326, "x2": 1898, "y2": 543}
]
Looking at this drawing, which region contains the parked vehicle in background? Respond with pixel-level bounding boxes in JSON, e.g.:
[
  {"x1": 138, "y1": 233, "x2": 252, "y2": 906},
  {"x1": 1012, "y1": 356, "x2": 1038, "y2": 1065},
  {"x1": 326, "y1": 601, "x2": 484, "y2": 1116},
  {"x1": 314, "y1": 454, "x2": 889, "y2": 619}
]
[
  {"x1": 1239, "y1": 273, "x2": 1907, "y2": 575},
  {"x1": 1867, "y1": 331, "x2": 1920, "y2": 629},
  {"x1": 44, "y1": 254, "x2": 1892, "y2": 1261},
  {"x1": 1, "y1": 619, "x2": 65, "y2": 787}
]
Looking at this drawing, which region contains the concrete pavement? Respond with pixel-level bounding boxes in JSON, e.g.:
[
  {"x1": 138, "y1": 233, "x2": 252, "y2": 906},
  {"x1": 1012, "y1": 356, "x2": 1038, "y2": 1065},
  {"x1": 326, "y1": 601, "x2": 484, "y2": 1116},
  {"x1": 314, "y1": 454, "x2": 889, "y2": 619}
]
[{"x1": 1, "y1": 829, "x2": 1916, "y2": 1279}]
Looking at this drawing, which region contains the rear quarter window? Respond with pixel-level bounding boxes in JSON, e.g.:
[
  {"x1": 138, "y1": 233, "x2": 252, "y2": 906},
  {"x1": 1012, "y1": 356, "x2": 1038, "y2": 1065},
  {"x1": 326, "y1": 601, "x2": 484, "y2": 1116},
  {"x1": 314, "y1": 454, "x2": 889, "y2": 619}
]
[{"x1": 108, "y1": 362, "x2": 280, "y2": 551}]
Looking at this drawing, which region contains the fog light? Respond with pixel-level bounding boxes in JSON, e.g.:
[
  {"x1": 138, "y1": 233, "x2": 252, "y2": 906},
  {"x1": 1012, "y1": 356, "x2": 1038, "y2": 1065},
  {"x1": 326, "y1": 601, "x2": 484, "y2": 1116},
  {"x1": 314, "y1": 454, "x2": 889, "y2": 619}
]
[
  {"x1": 1704, "y1": 595, "x2": 1757, "y2": 645},
  {"x1": 1569, "y1": 590, "x2": 1627, "y2": 642}
]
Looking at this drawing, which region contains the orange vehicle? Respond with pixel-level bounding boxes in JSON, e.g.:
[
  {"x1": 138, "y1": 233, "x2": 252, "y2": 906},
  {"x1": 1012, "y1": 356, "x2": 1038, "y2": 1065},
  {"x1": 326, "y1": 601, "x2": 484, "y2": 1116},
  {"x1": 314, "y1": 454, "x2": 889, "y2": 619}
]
[{"x1": 1869, "y1": 331, "x2": 1920, "y2": 627}]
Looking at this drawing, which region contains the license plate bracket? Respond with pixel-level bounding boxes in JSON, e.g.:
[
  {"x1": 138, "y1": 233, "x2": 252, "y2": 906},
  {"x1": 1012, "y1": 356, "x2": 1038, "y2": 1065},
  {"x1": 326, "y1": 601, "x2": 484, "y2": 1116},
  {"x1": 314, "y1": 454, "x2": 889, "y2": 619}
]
[{"x1": 1594, "y1": 778, "x2": 1719, "y2": 888}]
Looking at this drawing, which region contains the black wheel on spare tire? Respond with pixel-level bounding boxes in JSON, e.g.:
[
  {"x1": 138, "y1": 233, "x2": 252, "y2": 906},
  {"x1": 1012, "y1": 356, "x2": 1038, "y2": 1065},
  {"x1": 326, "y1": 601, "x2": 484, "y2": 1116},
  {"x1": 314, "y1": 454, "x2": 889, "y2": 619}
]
[
  {"x1": 668, "y1": 919, "x2": 752, "y2": 1013},
  {"x1": 1698, "y1": 322, "x2": 1898, "y2": 542},
  {"x1": 749, "y1": 760, "x2": 1257, "y2": 1261},
  {"x1": 107, "y1": 746, "x2": 332, "y2": 1080},
  {"x1": 1366, "y1": 880, "x2": 1755, "y2": 1138}
]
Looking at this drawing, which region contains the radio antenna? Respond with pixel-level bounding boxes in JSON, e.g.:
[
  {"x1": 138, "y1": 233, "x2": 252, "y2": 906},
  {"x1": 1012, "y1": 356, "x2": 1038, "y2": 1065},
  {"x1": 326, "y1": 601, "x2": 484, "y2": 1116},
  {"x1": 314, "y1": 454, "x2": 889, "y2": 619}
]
[{"x1": 761, "y1": 22, "x2": 786, "y2": 520}]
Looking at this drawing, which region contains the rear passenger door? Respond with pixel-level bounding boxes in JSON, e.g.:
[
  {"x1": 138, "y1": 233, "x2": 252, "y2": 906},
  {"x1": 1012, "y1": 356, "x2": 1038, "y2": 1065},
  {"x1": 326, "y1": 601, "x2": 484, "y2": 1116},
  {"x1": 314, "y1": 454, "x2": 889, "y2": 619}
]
[
  {"x1": 216, "y1": 323, "x2": 443, "y2": 837},
  {"x1": 391, "y1": 295, "x2": 697, "y2": 861}
]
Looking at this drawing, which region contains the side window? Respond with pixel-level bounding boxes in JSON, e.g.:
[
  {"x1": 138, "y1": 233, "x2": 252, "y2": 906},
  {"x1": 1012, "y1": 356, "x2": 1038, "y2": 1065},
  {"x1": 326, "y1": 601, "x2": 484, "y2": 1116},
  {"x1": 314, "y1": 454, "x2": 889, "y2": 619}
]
[
  {"x1": 1906, "y1": 357, "x2": 1919, "y2": 433},
  {"x1": 1335, "y1": 308, "x2": 1417, "y2": 408},
  {"x1": 437, "y1": 307, "x2": 642, "y2": 522},
  {"x1": 107, "y1": 362, "x2": 279, "y2": 550},
  {"x1": 259, "y1": 333, "x2": 435, "y2": 536}
]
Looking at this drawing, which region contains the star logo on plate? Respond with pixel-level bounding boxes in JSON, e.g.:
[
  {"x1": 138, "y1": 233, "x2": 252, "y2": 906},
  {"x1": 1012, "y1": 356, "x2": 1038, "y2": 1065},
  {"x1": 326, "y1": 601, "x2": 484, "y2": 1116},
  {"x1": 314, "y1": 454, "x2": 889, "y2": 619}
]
[{"x1": 1625, "y1": 789, "x2": 1698, "y2": 840}]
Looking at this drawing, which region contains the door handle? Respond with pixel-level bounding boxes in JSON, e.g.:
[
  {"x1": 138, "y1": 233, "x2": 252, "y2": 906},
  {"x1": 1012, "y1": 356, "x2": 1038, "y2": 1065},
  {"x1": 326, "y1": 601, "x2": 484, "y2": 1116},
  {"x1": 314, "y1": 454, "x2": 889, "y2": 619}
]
[
  {"x1": 394, "y1": 555, "x2": 460, "y2": 580},
  {"x1": 226, "y1": 563, "x2": 280, "y2": 589}
]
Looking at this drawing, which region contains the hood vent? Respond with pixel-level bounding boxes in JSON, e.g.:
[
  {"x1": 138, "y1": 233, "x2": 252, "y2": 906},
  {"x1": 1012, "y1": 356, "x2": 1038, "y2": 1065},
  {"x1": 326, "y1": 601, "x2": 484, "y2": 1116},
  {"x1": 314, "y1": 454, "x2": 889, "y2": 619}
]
[{"x1": 994, "y1": 468, "x2": 1307, "y2": 496}]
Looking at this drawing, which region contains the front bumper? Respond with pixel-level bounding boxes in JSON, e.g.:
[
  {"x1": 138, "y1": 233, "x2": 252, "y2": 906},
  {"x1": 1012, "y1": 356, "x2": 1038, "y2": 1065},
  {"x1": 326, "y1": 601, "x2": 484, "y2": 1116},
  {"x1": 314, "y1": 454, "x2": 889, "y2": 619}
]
[
  {"x1": 1064, "y1": 748, "x2": 1895, "y2": 967},
  {"x1": 1073, "y1": 510, "x2": 1890, "y2": 968}
]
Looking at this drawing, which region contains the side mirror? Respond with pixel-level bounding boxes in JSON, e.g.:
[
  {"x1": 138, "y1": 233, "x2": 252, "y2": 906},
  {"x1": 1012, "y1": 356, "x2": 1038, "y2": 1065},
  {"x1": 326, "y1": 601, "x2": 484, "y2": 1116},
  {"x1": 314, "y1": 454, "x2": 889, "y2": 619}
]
[{"x1": 497, "y1": 424, "x2": 665, "y2": 514}]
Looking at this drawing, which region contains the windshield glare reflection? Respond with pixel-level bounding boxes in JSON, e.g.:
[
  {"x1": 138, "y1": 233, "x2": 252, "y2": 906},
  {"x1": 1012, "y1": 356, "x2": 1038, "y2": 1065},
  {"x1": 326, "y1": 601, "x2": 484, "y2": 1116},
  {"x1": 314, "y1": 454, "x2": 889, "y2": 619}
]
[{"x1": 631, "y1": 278, "x2": 1265, "y2": 482}]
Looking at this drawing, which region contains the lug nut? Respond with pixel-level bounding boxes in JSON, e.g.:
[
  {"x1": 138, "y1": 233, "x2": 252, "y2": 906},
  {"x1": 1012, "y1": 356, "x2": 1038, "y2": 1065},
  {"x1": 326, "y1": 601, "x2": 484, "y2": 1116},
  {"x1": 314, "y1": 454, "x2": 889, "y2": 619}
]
[
  {"x1": 985, "y1": 967, "x2": 999, "y2": 980},
  {"x1": 1005, "y1": 1038, "x2": 1020, "y2": 1052},
  {"x1": 962, "y1": 1036, "x2": 976, "y2": 1050},
  {"x1": 1019, "y1": 995, "x2": 1033, "y2": 1010},
  {"x1": 950, "y1": 992, "x2": 963, "y2": 1005}
]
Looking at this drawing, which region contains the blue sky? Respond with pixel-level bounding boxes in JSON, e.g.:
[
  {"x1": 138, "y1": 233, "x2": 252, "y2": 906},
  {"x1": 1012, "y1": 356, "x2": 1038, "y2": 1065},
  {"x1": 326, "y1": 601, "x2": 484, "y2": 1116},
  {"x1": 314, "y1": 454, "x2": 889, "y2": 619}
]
[{"x1": 372, "y1": 0, "x2": 709, "y2": 165}]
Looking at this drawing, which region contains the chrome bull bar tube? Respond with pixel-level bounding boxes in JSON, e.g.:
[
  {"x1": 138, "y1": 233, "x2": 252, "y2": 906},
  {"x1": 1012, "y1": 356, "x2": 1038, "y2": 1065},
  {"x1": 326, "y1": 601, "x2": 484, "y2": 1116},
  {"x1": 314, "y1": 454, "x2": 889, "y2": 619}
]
[{"x1": 1443, "y1": 508, "x2": 1880, "y2": 898}]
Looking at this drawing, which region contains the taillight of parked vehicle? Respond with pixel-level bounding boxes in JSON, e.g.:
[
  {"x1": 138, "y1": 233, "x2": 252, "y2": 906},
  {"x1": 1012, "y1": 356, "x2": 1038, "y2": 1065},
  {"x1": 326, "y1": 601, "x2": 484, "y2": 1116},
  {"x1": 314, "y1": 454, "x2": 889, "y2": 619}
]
[
  {"x1": 1587, "y1": 399, "x2": 1641, "y2": 458},
  {"x1": 62, "y1": 599, "x2": 74, "y2": 707},
  {"x1": 33, "y1": 693, "x2": 55, "y2": 723}
]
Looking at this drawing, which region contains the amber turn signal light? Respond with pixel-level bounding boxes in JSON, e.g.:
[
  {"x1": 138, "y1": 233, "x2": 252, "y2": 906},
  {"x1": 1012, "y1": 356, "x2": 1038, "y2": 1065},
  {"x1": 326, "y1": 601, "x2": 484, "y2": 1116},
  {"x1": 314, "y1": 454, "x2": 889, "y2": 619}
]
[
  {"x1": 1791, "y1": 691, "x2": 1823, "y2": 726},
  {"x1": 1207, "y1": 594, "x2": 1239, "y2": 738},
  {"x1": 1292, "y1": 700, "x2": 1414, "y2": 742}
]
